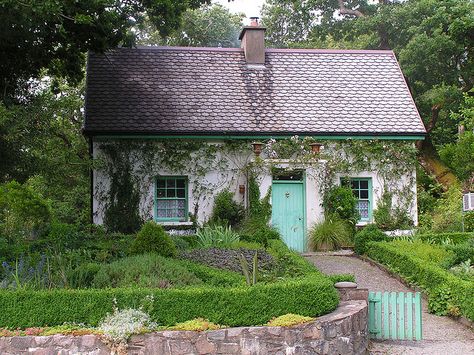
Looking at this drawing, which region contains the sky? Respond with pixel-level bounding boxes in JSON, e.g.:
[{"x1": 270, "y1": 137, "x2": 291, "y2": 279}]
[{"x1": 214, "y1": 0, "x2": 266, "y2": 24}]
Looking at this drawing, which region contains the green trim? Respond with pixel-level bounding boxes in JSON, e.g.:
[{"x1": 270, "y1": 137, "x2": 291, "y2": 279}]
[
  {"x1": 302, "y1": 171, "x2": 307, "y2": 252},
  {"x1": 154, "y1": 176, "x2": 188, "y2": 222},
  {"x1": 272, "y1": 180, "x2": 304, "y2": 184},
  {"x1": 94, "y1": 134, "x2": 425, "y2": 141}
]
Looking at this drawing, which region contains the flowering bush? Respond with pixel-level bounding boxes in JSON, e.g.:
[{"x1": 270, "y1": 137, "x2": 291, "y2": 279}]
[{"x1": 98, "y1": 306, "x2": 157, "y2": 343}]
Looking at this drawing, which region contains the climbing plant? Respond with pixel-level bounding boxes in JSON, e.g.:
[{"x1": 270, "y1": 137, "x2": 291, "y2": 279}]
[{"x1": 94, "y1": 137, "x2": 418, "y2": 230}]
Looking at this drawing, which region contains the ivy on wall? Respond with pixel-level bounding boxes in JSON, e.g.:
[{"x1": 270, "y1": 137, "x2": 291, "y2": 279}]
[{"x1": 94, "y1": 137, "x2": 418, "y2": 230}]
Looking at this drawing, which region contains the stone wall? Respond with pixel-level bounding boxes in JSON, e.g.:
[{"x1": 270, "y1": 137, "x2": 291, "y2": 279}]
[{"x1": 0, "y1": 300, "x2": 368, "y2": 355}]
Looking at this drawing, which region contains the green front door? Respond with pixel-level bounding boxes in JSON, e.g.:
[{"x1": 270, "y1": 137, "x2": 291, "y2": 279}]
[{"x1": 271, "y1": 182, "x2": 305, "y2": 252}]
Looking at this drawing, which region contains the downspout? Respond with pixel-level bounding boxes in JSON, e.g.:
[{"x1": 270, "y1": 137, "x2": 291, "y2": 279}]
[{"x1": 89, "y1": 137, "x2": 94, "y2": 225}]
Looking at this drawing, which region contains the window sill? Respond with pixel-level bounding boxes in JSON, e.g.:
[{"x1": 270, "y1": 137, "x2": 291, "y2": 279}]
[{"x1": 157, "y1": 221, "x2": 193, "y2": 226}]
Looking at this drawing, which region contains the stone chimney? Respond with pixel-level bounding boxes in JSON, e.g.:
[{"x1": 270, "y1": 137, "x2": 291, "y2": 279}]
[{"x1": 239, "y1": 17, "x2": 266, "y2": 65}]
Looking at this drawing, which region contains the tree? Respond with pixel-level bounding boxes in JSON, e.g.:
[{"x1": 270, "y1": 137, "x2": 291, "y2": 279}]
[
  {"x1": 0, "y1": 0, "x2": 208, "y2": 104},
  {"x1": 262, "y1": 0, "x2": 474, "y2": 188},
  {"x1": 136, "y1": 4, "x2": 244, "y2": 47}
]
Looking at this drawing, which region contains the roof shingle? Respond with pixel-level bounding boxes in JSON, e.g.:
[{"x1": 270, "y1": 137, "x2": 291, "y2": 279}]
[{"x1": 84, "y1": 47, "x2": 426, "y2": 136}]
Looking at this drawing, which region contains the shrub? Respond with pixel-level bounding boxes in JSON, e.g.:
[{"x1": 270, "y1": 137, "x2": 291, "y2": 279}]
[
  {"x1": 443, "y1": 242, "x2": 474, "y2": 268},
  {"x1": 0, "y1": 275, "x2": 339, "y2": 328},
  {"x1": 92, "y1": 253, "x2": 243, "y2": 289},
  {"x1": 239, "y1": 219, "x2": 280, "y2": 247},
  {"x1": 99, "y1": 307, "x2": 156, "y2": 342},
  {"x1": 354, "y1": 224, "x2": 388, "y2": 255},
  {"x1": 171, "y1": 318, "x2": 221, "y2": 331},
  {"x1": 0, "y1": 181, "x2": 51, "y2": 241},
  {"x1": 308, "y1": 216, "x2": 352, "y2": 251},
  {"x1": 323, "y1": 186, "x2": 359, "y2": 226},
  {"x1": 267, "y1": 313, "x2": 313, "y2": 327},
  {"x1": 366, "y1": 241, "x2": 474, "y2": 321},
  {"x1": 373, "y1": 190, "x2": 413, "y2": 231},
  {"x1": 465, "y1": 211, "x2": 474, "y2": 232},
  {"x1": 384, "y1": 240, "x2": 452, "y2": 264},
  {"x1": 179, "y1": 247, "x2": 275, "y2": 274},
  {"x1": 68, "y1": 262, "x2": 101, "y2": 289},
  {"x1": 415, "y1": 232, "x2": 473, "y2": 245},
  {"x1": 267, "y1": 239, "x2": 322, "y2": 277},
  {"x1": 328, "y1": 274, "x2": 356, "y2": 284},
  {"x1": 130, "y1": 221, "x2": 176, "y2": 257},
  {"x1": 92, "y1": 254, "x2": 203, "y2": 289},
  {"x1": 196, "y1": 225, "x2": 239, "y2": 248},
  {"x1": 209, "y1": 189, "x2": 244, "y2": 227}
]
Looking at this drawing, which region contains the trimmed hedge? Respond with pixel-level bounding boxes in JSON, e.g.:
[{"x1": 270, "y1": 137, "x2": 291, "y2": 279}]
[
  {"x1": 416, "y1": 232, "x2": 473, "y2": 245},
  {"x1": 354, "y1": 224, "x2": 389, "y2": 255},
  {"x1": 367, "y1": 241, "x2": 474, "y2": 321},
  {"x1": 0, "y1": 275, "x2": 339, "y2": 328}
]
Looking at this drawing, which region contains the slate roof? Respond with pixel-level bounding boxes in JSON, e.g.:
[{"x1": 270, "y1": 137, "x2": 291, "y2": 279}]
[{"x1": 84, "y1": 47, "x2": 426, "y2": 136}]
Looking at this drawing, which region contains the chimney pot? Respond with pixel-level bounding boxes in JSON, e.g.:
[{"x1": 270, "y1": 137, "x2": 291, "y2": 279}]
[{"x1": 250, "y1": 17, "x2": 259, "y2": 26}]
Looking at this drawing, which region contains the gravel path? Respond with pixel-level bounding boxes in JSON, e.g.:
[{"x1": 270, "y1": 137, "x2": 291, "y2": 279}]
[{"x1": 305, "y1": 255, "x2": 474, "y2": 355}]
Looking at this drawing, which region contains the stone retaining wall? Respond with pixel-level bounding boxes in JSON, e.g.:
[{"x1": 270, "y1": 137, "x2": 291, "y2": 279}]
[{"x1": 0, "y1": 300, "x2": 368, "y2": 355}]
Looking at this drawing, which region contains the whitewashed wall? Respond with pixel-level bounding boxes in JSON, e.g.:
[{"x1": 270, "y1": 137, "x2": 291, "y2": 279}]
[{"x1": 92, "y1": 140, "x2": 418, "y2": 229}]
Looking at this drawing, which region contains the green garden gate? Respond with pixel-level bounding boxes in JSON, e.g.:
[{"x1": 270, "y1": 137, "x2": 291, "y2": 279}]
[{"x1": 368, "y1": 292, "x2": 422, "y2": 340}]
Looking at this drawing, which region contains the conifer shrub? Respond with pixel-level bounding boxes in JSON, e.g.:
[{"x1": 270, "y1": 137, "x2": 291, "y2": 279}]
[{"x1": 130, "y1": 221, "x2": 176, "y2": 257}]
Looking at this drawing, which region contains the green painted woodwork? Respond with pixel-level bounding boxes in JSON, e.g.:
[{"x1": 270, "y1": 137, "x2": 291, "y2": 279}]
[
  {"x1": 271, "y1": 181, "x2": 306, "y2": 252},
  {"x1": 154, "y1": 176, "x2": 188, "y2": 222},
  {"x1": 342, "y1": 177, "x2": 373, "y2": 222},
  {"x1": 93, "y1": 134, "x2": 425, "y2": 141},
  {"x1": 368, "y1": 291, "x2": 423, "y2": 341}
]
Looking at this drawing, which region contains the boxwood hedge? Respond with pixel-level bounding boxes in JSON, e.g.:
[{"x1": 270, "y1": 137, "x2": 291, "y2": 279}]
[
  {"x1": 367, "y1": 241, "x2": 474, "y2": 321},
  {"x1": 416, "y1": 232, "x2": 473, "y2": 245},
  {"x1": 0, "y1": 274, "x2": 339, "y2": 328}
]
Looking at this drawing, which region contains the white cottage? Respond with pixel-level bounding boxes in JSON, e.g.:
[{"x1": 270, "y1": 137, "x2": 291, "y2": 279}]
[{"x1": 84, "y1": 21, "x2": 426, "y2": 251}]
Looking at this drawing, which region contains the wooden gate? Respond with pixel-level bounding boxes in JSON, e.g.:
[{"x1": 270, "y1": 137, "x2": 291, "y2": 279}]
[{"x1": 368, "y1": 291, "x2": 422, "y2": 340}]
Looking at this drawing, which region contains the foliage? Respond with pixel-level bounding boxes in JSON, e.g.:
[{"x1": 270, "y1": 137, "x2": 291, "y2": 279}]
[
  {"x1": 248, "y1": 174, "x2": 272, "y2": 222},
  {"x1": 101, "y1": 144, "x2": 142, "y2": 234},
  {"x1": 196, "y1": 225, "x2": 239, "y2": 248},
  {"x1": 239, "y1": 218, "x2": 281, "y2": 247},
  {"x1": 239, "y1": 251, "x2": 258, "y2": 286},
  {"x1": 308, "y1": 216, "x2": 352, "y2": 251},
  {"x1": 0, "y1": 0, "x2": 208, "y2": 103},
  {"x1": 170, "y1": 318, "x2": 222, "y2": 331},
  {"x1": 465, "y1": 212, "x2": 474, "y2": 233},
  {"x1": 429, "y1": 185, "x2": 464, "y2": 233},
  {"x1": 443, "y1": 242, "x2": 474, "y2": 269},
  {"x1": 266, "y1": 313, "x2": 313, "y2": 327},
  {"x1": 0, "y1": 274, "x2": 339, "y2": 328},
  {"x1": 266, "y1": 239, "x2": 322, "y2": 277},
  {"x1": 383, "y1": 240, "x2": 452, "y2": 265},
  {"x1": 99, "y1": 307, "x2": 156, "y2": 343},
  {"x1": 415, "y1": 232, "x2": 473, "y2": 245},
  {"x1": 366, "y1": 241, "x2": 474, "y2": 321},
  {"x1": 209, "y1": 189, "x2": 244, "y2": 227},
  {"x1": 170, "y1": 234, "x2": 199, "y2": 251},
  {"x1": 92, "y1": 254, "x2": 202, "y2": 289},
  {"x1": 322, "y1": 185, "x2": 359, "y2": 226},
  {"x1": 179, "y1": 247, "x2": 275, "y2": 274},
  {"x1": 439, "y1": 131, "x2": 474, "y2": 182},
  {"x1": 328, "y1": 274, "x2": 356, "y2": 284},
  {"x1": 130, "y1": 222, "x2": 176, "y2": 257},
  {"x1": 450, "y1": 259, "x2": 474, "y2": 281},
  {"x1": 0, "y1": 181, "x2": 51, "y2": 241},
  {"x1": 137, "y1": 4, "x2": 244, "y2": 48},
  {"x1": 67, "y1": 262, "x2": 101, "y2": 289},
  {"x1": 373, "y1": 190, "x2": 413, "y2": 231},
  {"x1": 354, "y1": 224, "x2": 389, "y2": 255}
]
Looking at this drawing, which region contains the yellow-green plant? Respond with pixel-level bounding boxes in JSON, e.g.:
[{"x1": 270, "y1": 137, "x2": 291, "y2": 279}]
[{"x1": 267, "y1": 313, "x2": 313, "y2": 327}]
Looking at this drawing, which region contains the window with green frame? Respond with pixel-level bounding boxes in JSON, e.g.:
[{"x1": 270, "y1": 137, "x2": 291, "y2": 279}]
[
  {"x1": 341, "y1": 177, "x2": 373, "y2": 222},
  {"x1": 155, "y1": 177, "x2": 188, "y2": 221}
]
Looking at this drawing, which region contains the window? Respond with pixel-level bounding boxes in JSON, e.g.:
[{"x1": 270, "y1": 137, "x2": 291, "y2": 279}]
[
  {"x1": 155, "y1": 177, "x2": 187, "y2": 221},
  {"x1": 342, "y1": 177, "x2": 372, "y2": 222}
]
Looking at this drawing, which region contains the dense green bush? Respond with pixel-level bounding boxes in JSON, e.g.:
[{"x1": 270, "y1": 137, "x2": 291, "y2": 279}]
[
  {"x1": 239, "y1": 219, "x2": 280, "y2": 247},
  {"x1": 415, "y1": 232, "x2": 473, "y2": 245},
  {"x1": 92, "y1": 253, "x2": 202, "y2": 288},
  {"x1": 354, "y1": 224, "x2": 388, "y2": 255},
  {"x1": 92, "y1": 253, "x2": 243, "y2": 289},
  {"x1": 170, "y1": 235, "x2": 199, "y2": 251},
  {"x1": 444, "y1": 242, "x2": 474, "y2": 268},
  {"x1": 323, "y1": 185, "x2": 359, "y2": 226},
  {"x1": 373, "y1": 190, "x2": 413, "y2": 231},
  {"x1": 130, "y1": 221, "x2": 176, "y2": 257},
  {"x1": 308, "y1": 216, "x2": 352, "y2": 251},
  {"x1": 0, "y1": 274, "x2": 339, "y2": 328},
  {"x1": 209, "y1": 189, "x2": 244, "y2": 227},
  {"x1": 367, "y1": 241, "x2": 474, "y2": 320},
  {"x1": 0, "y1": 181, "x2": 51, "y2": 241},
  {"x1": 465, "y1": 211, "x2": 474, "y2": 232},
  {"x1": 382, "y1": 240, "x2": 452, "y2": 264},
  {"x1": 68, "y1": 262, "x2": 101, "y2": 289},
  {"x1": 267, "y1": 239, "x2": 322, "y2": 277}
]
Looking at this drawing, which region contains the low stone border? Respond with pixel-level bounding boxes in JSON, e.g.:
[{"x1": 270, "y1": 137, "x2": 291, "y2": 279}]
[
  {"x1": 302, "y1": 249, "x2": 355, "y2": 257},
  {"x1": 0, "y1": 300, "x2": 368, "y2": 355}
]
